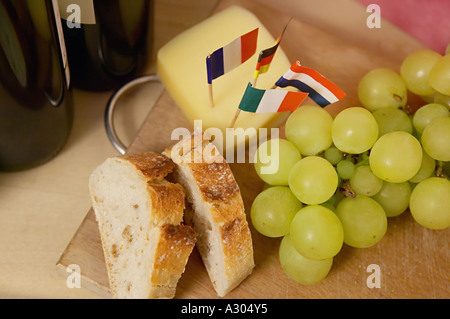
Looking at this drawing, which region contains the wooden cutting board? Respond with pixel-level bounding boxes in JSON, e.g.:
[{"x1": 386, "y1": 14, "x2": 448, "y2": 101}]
[{"x1": 57, "y1": 0, "x2": 449, "y2": 298}]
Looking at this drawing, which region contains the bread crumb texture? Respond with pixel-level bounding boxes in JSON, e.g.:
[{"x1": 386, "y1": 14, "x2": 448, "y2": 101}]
[{"x1": 89, "y1": 152, "x2": 196, "y2": 299}]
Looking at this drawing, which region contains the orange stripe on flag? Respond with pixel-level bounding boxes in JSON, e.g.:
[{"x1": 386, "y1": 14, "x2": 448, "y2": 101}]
[
  {"x1": 291, "y1": 63, "x2": 346, "y2": 100},
  {"x1": 277, "y1": 91, "x2": 308, "y2": 112},
  {"x1": 241, "y1": 28, "x2": 259, "y2": 63}
]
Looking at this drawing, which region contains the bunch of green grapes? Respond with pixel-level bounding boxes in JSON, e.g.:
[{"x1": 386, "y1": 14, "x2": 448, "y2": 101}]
[
  {"x1": 358, "y1": 49, "x2": 450, "y2": 229},
  {"x1": 251, "y1": 48, "x2": 449, "y2": 286}
]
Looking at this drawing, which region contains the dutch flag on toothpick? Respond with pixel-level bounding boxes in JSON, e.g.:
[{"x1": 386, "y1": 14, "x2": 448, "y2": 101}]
[{"x1": 275, "y1": 60, "x2": 346, "y2": 107}]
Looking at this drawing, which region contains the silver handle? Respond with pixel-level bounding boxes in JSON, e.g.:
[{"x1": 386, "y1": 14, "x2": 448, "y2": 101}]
[{"x1": 104, "y1": 74, "x2": 160, "y2": 155}]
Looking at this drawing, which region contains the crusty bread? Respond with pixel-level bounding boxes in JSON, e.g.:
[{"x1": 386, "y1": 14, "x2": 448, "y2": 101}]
[
  {"x1": 163, "y1": 131, "x2": 255, "y2": 297},
  {"x1": 89, "y1": 152, "x2": 196, "y2": 299}
]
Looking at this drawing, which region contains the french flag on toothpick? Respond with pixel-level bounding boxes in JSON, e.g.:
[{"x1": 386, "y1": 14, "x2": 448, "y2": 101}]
[
  {"x1": 274, "y1": 60, "x2": 346, "y2": 107},
  {"x1": 206, "y1": 28, "x2": 259, "y2": 84}
]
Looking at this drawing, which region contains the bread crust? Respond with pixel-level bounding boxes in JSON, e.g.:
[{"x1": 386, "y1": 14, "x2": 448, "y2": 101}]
[
  {"x1": 149, "y1": 224, "x2": 196, "y2": 292},
  {"x1": 163, "y1": 131, "x2": 254, "y2": 296},
  {"x1": 124, "y1": 152, "x2": 176, "y2": 180},
  {"x1": 121, "y1": 153, "x2": 187, "y2": 226},
  {"x1": 146, "y1": 182, "x2": 186, "y2": 225}
]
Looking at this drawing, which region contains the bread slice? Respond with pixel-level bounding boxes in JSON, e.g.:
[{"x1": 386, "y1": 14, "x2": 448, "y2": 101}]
[
  {"x1": 163, "y1": 131, "x2": 255, "y2": 297},
  {"x1": 89, "y1": 152, "x2": 196, "y2": 299}
]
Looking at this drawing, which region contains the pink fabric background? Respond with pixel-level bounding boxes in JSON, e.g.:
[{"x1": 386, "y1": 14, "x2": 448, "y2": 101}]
[{"x1": 357, "y1": 0, "x2": 450, "y2": 54}]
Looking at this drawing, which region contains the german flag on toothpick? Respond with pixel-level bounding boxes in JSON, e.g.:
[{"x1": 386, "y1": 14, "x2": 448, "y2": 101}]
[{"x1": 252, "y1": 19, "x2": 291, "y2": 86}]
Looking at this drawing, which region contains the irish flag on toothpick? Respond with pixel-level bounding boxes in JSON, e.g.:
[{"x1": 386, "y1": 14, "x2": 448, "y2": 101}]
[{"x1": 238, "y1": 83, "x2": 308, "y2": 113}]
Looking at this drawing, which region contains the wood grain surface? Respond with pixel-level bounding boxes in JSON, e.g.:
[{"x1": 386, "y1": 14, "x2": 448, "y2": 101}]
[{"x1": 57, "y1": 0, "x2": 449, "y2": 298}]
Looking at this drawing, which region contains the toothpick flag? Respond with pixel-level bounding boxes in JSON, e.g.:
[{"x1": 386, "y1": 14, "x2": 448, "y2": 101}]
[
  {"x1": 253, "y1": 19, "x2": 290, "y2": 85},
  {"x1": 206, "y1": 28, "x2": 259, "y2": 84},
  {"x1": 238, "y1": 82, "x2": 308, "y2": 113},
  {"x1": 274, "y1": 60, "x2": 346, "y2": 107}
]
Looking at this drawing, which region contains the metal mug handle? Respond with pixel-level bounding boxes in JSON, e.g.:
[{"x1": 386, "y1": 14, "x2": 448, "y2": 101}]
[{"x1": 104, "y1": 74, "x2": 160, "y2": 155}]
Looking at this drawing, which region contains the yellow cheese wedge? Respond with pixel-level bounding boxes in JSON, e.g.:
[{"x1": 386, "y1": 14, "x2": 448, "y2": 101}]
[{"x1": 157, "y1": 6, "x2": 292, "y2": 155}]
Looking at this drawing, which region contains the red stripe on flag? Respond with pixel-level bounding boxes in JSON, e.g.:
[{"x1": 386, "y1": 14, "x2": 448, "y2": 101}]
[
  {"x1": 291, "y1": 62, "x2": 346, "y2": 100},
  {"x1": 277, "y1": 91, "x2": 309, "y2": 112},
  {"x1": 256, "y1": 54, "x2": 275, "y2": 71},
  {"x1": 240, "y1": 28, "x2": 259, "y2": 63},
  {"x1": 261, "y1": 54, "x2": 275, "y2": 66}
]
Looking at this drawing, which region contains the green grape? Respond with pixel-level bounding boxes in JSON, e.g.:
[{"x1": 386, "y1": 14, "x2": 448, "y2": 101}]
[
  {"x1": 254, "y1": 138, "x2": 301, "y2": 185},
  {"x1": 372, "y1": 107, "x2": 413, "y2": 137},
  {"x1": 279, "y1": 234, "x2": 333, "y2": 285},
  {"x1": 400, "y1": 49, "x2": 441, "y2": 96},
  {"x1": 251, "y1": 186, "x2": 302, "y2": 238},
  {"x1": 349, "y1": 165, "x2": 383, "y2": 196},
  {"x1": 410, "y1": 177, "x2": 450, "y2": 230},
  {"x1": 421, "y1": 117, "x2": 450, "y2": 161},
  {"x1": 412, "y1": 103, "x2": 449, "y2": 135},
  {"x1": 358, "y1": 68, "x2": 407, "y2": 112},
  {"x1": 409, "y1": 150, "x2": 436, "y2": 183},
  {"x1": 336, "y1": 159, "x2": 355, "y2": 180},
  {"x1": 290, "y1": 205, "x2": 344, "y2": 260},
  {"x1": 434, "y1": 92, "x2": 450, "y2": 110},
  {"x1": 420, "y1": 93, "x2": 435, "y2": 104},
  {"x1": 331, "y1": 107, "x2": 379, "y2": 154},
  {"x1": 369, "y1": 131, "x2": 423, "y2": 183},
  {"x1": 288, "y1": 156, "x2": 338, "y2": 204},
  {"x1": 372, "y1": 181, "x2": 411, "y2": 217},
  {"x1": 335, "y1": 195, "x2": 387, "y2": 248},
  {"x1": 324, "y1": 146, "x2": 343, "y2": 165},
  {"x1": 429, "y1": 54, "x2": 450, "y2": 96},
  {"x1": 285, "y1": 105, "x2": 333, "y2": 156}
]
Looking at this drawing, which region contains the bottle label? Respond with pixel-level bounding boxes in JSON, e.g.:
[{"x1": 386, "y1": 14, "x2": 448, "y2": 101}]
[
  {"x1": 52, "y1": 0, "x2": 70, "y2": 89},
  {"x1": 58, "y1": 0, "x2": 96, "y2": 26}
]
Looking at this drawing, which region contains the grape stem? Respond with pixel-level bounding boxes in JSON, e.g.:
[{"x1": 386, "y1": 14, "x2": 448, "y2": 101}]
[
  {"x1": 403, "y1": 104, "x2": 414, "y2": 115},
  {"x1": 436, "y1": 161, "x2": 449, "y2": 179},
  {"x1": 339, "y1": 180, "x2": 356, "y2": 198},
  {"x1": 343, "y1": 152, "x2": 370, "y2": 166}
]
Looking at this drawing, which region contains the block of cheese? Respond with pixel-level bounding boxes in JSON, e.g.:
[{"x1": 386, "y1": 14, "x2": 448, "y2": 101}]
[{"x1": 157, "y1": 6, "x2": 292, "y2": 154}]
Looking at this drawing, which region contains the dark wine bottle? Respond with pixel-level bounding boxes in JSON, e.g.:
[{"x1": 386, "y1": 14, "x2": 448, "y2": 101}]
[
  {"x1": 0, "y1": 0, "x2": 73, "y2": 172},
  {"x1": 59, "y1": 0, "x2": 153, "y2": 91}
]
